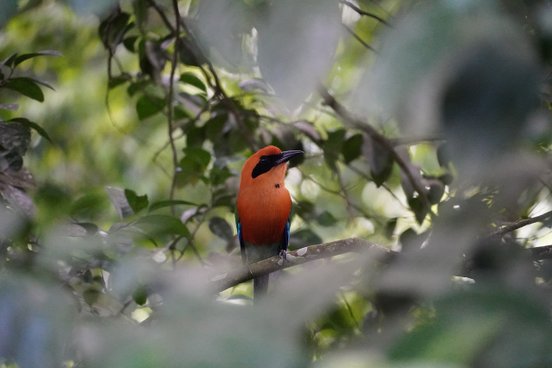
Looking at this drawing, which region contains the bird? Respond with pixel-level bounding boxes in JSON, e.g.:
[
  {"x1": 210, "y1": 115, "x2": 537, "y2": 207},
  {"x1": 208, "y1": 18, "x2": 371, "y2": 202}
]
[{"x1": 236, "y1": 145, "x2": 303, "y2": 299}]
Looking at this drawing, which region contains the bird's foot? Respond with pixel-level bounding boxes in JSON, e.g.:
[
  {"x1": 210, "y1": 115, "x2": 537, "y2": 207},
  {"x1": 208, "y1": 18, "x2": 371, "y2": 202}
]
[{"x1": 278, "y1": 249, "x2": 287, "y2": 262}]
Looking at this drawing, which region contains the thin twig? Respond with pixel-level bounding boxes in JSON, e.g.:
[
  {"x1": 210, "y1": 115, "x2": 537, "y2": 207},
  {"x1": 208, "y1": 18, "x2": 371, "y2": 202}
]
[
  {"x1": 342, "y1": 24, "x2": 377, "y2": 53},
  {"x1": 167, "y1": 0, "x2": 181, "y2": 213},
  {"x1": 147, "y1": 0, "x2": 176, "y2": 34},
  {"x1": 340, "y1": 0, "x2": 391, "y2": 27}
]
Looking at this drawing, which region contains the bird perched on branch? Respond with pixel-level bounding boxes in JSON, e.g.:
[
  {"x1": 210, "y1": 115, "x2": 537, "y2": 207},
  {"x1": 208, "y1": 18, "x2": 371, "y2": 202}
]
[{"x1": 236, "y1": 145, "x2": 303, "y2": 299}]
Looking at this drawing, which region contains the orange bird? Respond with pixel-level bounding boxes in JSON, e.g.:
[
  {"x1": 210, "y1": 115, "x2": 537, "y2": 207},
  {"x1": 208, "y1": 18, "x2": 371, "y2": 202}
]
[{"x1": 236, "y1": 145, "x2": 303, "y2": 298}]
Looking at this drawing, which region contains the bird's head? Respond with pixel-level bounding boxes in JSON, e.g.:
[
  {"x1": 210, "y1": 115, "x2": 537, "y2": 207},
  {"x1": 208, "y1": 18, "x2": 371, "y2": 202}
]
[{"x1": 240, "y1": 145, "x2": 303, "y2": 187}]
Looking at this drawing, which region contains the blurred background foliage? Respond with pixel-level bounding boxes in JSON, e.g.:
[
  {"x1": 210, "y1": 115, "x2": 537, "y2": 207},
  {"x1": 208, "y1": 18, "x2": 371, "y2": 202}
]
[{"x1": 0, "y1": 0, "x2": 552, "y2": 367}]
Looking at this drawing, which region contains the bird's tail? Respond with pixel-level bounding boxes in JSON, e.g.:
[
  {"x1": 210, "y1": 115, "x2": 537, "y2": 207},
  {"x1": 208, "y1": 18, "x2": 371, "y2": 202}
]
[{"x1": 253, "y1": 274, "x2": 269, "y2": 299}]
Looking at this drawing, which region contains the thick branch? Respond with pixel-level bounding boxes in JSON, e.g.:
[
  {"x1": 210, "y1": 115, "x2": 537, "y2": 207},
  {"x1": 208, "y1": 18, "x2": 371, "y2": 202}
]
[
  {"x1": 211, "y1": 238, "x2": 392, "y2": 292},
  {"x1": 212, "y1": 237, "x2": 552, "y2": 292}
]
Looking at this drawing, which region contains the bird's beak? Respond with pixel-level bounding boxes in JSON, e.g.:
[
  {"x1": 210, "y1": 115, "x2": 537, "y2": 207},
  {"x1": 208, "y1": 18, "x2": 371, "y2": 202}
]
[{"x1": 276, "y1": 150, "x2": 304, "y2": 165}]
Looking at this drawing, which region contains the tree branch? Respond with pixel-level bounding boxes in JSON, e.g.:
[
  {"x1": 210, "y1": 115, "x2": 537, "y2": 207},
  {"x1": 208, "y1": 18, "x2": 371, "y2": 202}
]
[
  {"x1": 490, "y1": 210, "x2": 552, "y2": 238},
  {"x1": 211, "y1": 238, "x2": 393, "y2": 292},
  {"x1": 212, "y1": 236, "x2": 552, "y2": 293},
  {"x1": 318, "y1": 87, "x2": 435, "y2": 219}
]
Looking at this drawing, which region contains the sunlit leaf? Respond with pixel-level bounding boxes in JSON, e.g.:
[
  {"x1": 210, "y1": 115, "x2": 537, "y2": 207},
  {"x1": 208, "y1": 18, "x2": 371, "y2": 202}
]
[{"x1": 180, "y1": 72, "x2": 207, "y2": 93}]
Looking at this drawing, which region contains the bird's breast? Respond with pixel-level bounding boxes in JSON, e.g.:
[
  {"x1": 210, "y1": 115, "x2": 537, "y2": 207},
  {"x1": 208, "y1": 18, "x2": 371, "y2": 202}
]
[{"x1": 237, "y1": 185, "x2": 291, "y2": 245}]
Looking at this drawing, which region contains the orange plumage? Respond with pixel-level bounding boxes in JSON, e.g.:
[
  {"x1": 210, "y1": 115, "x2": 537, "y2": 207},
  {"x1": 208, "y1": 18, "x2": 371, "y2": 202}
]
[
  {"x1": 237, "y1": 146, "x2": 291, "y2": 245},
  {"x1": 236, "y1": 145, "x2": 303, "y2": 297}
]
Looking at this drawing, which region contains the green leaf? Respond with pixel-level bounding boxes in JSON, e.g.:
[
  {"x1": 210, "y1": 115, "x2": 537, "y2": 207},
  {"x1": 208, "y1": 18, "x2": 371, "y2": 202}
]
[
  {"x1": 124, "y1": 189, "x2": 149, "y2": 214},
  {"x1": 175, "y1": 147, "x2": 211, "y2": 186},
  {"x1": 2, "y1": 52, "x2": 18, "y2": 67},
  {"x1": 323, "y1": 128, "x2": 346, "y2": 170},
  {"x1": 9, "y1": 117, "x2": 52, "y2": 143},
  {"x1": 342, "y1": 133, "x2": 363, "y2": 164},
  {"x1": 365, "y1": 137, "x2": 394, "y2": 187},
  {"x1": 180, "y1": 72, "x2": 207, "y2": 93},
  {"x1": 4, "y1": 77, "x2": 44, "y2": 102},
  {"x1": 108, "y1": 74, "x2": 131, "y2": 89},
  {"x1": 316, "y1": 211, "x2": 337, "y2": 227},
  {"x1": 208, "y1": 216, "x2": 234, "y2": 241},
  {"x1": 205, "y1": 113, "x2": 228, "y2": 141},
  {"x1": 99, "y1": 11, "x2": 132, "y2": 49},
  {"x1": 135, "y1": 214, "x2": 190, "y2": 237},
  {"x1": 12, "y1": 50, "x2": 61, "y2": 67},
  {"x1": 136, "y1": 94, "x2": 165, "y2": 120},
  {"x1": 132, "y1": 285, "x2": 148, "y2": 306},
  {"x1": 148, "y1": 199, "x2": 197, "y2": 212}
]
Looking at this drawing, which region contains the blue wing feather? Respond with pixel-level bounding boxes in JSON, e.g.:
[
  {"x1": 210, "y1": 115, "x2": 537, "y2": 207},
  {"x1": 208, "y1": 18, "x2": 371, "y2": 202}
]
[
  {"x1": 280, "y1": 217, "x2": 290, "y2": 252},
  {"x1": 236, "y1": 215, "x2": 246, "y2": 263}
]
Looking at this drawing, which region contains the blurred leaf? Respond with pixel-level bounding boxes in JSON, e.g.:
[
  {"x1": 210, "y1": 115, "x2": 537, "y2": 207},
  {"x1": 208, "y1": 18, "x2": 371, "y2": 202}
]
[
  {"x1": 124, "y1": 189, "x2": 149, "y2": 214},
  {"x1": 293, "y1": 120, "x2": 321, "y2": 142},
  {"x1": 136, "y1": 94, "x2": 165, "y2": 120},
  {"x1": 342, "y1": 133, "x2": 363, "y2": 164},
  {"x1": 135, "y1": 214, "x2": 190, "y2": 237},
  {"x1": 364, "y1": 136, "x2": 393, "y2": 187},
  {"x1": 9, "y1": 117, "x2": 52, "y2": 143},
  {"x1": 99, "y1": 10, "x2": 132, "y2": 49},
  {"x1": 209, "y1": 165, "x2": 233, "y2": 186},
  {"x1": 389, "y1": 287, "x2": 552, "y2": 366},
  {"x1": 193, "y1": 0, "x2": 254, "y2": 70},
  {"x1": 208, "y1": 216, "x2": 233, "y2": 241},
  {"x1": 407, "y1": 196, "x2": 429, "y2": 225},
  {"x1": 317, "y1": 211, "x2": 338, "y2": 227},
  {"x1": 4, "y1": 77, "x2": 44, "y2": 102},
  {"x1": 176, "y1": 147, "x2": 211, "y2": 186},
  {"x1": 106, "y1": 186, "x2": 134, "y2": 219},
  {"x1": 180, "y1": 72, "x2": 206, "y2": 93},
  {"x1": 108, "y1": 74, "x2": 131, "y2": 89},
  {"x1": 132, "y1": 285, "x2": 148, "y2": 306},
  {"x1": 148, "y1": 199, "x2": 197, "y2": 212},
  {"x1": 11, "y1": 50, "x2": 61, "y2": 67},
  {"x1": 257, "y1": 0, "x2": 341, "y2": 107},
  {"x1": 323, "y1": 129, "x2": 346, "y2": 170},
  {"x1": 70, "y1": 191, "x2": 108, "y2": 220}
]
